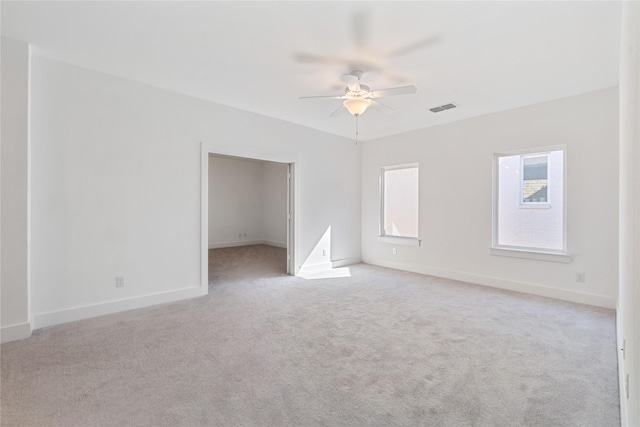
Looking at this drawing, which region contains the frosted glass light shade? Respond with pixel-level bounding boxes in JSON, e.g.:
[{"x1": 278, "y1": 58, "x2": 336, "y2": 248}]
[{"x1": 343, "y1": 97, "x2": 372, "y2": 116}]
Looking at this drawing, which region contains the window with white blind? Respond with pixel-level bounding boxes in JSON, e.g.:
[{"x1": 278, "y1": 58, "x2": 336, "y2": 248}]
[{"x1": 379, "y1": 164, "x2": 419, "y2": 245}]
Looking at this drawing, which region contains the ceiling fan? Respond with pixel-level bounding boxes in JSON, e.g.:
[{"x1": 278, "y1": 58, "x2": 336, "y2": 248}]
[{"x1": 300, "y1": 70, "x2": 417, "y2": 118}]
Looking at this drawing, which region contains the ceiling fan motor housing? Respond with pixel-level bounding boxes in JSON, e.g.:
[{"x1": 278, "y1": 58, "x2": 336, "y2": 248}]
[{"x1": 345, "y1": 84, "x2": 371, "y2": 98}]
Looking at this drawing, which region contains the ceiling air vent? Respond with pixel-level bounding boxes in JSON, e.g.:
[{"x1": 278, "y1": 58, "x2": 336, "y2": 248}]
[{"x1": 429, "y1": 102, "x2": 458, "y2": 113}]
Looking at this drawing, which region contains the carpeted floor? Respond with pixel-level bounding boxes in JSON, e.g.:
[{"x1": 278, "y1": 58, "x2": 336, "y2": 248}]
[
  {"x1": 208, "y1": 244, "x2": 287, "y2": 288},
  {"x1": 1, "y1": 244, "x2": 619, "y2": 426}
]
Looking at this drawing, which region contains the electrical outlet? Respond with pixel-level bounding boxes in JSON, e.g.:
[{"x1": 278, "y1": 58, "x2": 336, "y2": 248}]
[
  {"x1": 115, "y1": 276, "x2": 125, "y2": 288},
  {"x1": 576, "y1": 272, "x2": 585, "y2": 283},
  {"x1": 322, "y1": 249, "x2": 327, "y2": 256},
  {"x1": 392, "y1": 248, "x2": 397, "y2": 255},
  {"x1": 238, "y1": 233, "x2": 242, "y2": 237},
  {"x1": 243, "y1": 232, "x2": 247, "y2": 237}
]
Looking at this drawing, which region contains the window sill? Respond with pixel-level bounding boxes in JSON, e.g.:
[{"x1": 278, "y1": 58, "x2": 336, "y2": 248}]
[
  {"x1": 519, "y1": 203, "x2": 551, "y2": 209},
  {"x1": 378, "y1": 236, "x2": 421, "y2": 247},
  {"x1": 490, "y1": 247, "x2": 571, "y2": 263}
]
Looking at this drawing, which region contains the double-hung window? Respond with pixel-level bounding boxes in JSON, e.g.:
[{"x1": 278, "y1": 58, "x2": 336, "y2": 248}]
[
  {"x1": 493, "y1": 147, "x2": 567, "y2": 260},
  {"x1": 379, "y1": 163, "x2": 420, "y2": 246}
]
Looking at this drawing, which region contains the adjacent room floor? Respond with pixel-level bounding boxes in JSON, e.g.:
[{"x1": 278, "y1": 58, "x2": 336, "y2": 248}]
[
  {"x1": 1, "y1": 245, "x2": 619, "y2": 426},
  {"x1": 208, "y1": 244, "x2": 287, "y2": 289}
]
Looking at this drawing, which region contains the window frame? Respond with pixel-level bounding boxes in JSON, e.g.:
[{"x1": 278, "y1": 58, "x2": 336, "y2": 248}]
[
  {"x1": 378, "y1": 163, "x2": 421, "y2": 247},
  {"x1": 492, "y1": 145, "x2": 569, "y2": 261}
]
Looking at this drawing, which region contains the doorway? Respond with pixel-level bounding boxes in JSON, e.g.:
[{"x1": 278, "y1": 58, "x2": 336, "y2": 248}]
[{"x1": 200, "y1": 143, "x2": 297, "y2": 293}]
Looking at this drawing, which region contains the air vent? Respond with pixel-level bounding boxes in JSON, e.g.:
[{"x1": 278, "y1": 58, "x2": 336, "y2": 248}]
[{"x1": 429, "y1": 102, "x2": 458, "y2": 113}]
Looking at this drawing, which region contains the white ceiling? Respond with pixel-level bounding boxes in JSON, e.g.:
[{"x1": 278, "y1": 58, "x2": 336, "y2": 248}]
[{"x1": 1, "y1": 1, "x2": 622, "y2": 141}]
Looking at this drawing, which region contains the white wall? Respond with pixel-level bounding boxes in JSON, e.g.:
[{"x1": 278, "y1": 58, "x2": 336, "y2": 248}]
[
  {"x1": 618, "y1": 2, "x2": 640, "y2": 425},
  {"x1": 261, "y1": 161, "x2": 288, "y2": 247},
  {"x1": 362, "y1": 87, "x2": 619, "y2": 308},
  {"x1": 28, "y1": 54, "x2": 361, "y2": 328},
  {"x1": 207, "y1": 156, "x2": 287, "y2": 248},
  {"x1": 208, "y1": 156, "x2": 264, "y2": 247},
  {"x1": 1, "y1": 37, "x2": 32, "y2": 343}
]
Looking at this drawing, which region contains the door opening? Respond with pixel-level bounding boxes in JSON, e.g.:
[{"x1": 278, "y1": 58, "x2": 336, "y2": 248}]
[{"x1": 200, "y1": 143, "x2": 297, "y2": 293}]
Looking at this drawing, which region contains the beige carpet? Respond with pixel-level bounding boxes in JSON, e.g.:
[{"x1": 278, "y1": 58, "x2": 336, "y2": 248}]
[{"x1": 1, "y1": 244, "x2": 619, "y2": 426}]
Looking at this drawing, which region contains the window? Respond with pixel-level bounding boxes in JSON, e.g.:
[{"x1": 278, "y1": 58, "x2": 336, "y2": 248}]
[
  {"x1": 522, "y1": 155, "x2": 549, "y2": 204},
  {"x1": 380, "y1": 164, "x2": 419, "y2": 244},
  {"x1": 493, "y1": 147, "x2": 565, "y2": 255}
]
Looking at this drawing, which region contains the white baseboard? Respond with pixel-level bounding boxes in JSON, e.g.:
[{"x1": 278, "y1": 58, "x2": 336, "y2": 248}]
[
  {"x1": 209, "y1": 240, "x2": 263, "y2": 249},
  {"x1": 32, "y1": 285, "x2": 207, "y2": 330},
  {"x1": 1, "y1": 322, "x2": 32, "y2": 343},
  {"x1": 261, "y1": 240, "x2": 287, "y2": 249},
  {"x1": 332, "y1": 257, "x2": 361, "y2": 268},
  {"x1": 208, "y1": 240, "x2": 286, "y2": 249},
  {"x1": 363, "y1": 257, "x2": 616, "y2": 309}
]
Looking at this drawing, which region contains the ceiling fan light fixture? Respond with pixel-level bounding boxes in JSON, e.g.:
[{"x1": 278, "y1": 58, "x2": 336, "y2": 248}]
[{"x1": 343, "y1": 97, "x2": 372, "y2": 116}]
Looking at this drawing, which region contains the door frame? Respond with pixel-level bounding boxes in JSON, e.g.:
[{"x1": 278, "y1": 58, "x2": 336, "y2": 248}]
[{"x1": 200, "y1": 142, "x2": 298, "y2": 292}]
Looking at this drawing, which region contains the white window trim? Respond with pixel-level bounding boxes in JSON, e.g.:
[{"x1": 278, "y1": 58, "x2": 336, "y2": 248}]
[
  {"x1": 379, "y1": 163, "x2": 420, "y2": 244},
  {"x1": 492, "y1": 145, "x2": 569, "y2": 260},
  {"x1": 520, "y1": 153, "x2": 550, "y2": 207},
  {"x1": 378, "y1": 236, "x2": 421, "y2": 246},
  {"x1": 489, "y1": 247, "x2": 571, "y2": 263}
]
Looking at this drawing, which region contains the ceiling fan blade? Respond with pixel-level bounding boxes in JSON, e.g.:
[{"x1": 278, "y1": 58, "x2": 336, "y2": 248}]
[
  {"x1": 294, "y1": 53, "x2": 351, "y2": 66},
  {"x1": 329, "y1": 104, "x2": 346, "y2": 118},
  {"x1": 342, "y1": 74, "x2": 361, "y2": 92},
  {"x1": 352, "y1": 9, "x2": 371, "y2": 49},
  {"x1": 371, "y1": 100, "x2": 394, "y2": 115},
  {"x1": 371, "y1": 85, "x2": 417, "y2": 98},
  {"x1": 382, "y1": 36, "x2": 440, "y2": 59},
  {"x1": 299, "y1": 95, "x2": 347, "y2": 100},
  {"x1": 370, "y1": 67, "x2": 406, "y2": 84}
]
